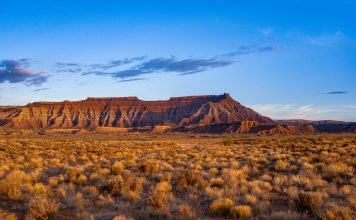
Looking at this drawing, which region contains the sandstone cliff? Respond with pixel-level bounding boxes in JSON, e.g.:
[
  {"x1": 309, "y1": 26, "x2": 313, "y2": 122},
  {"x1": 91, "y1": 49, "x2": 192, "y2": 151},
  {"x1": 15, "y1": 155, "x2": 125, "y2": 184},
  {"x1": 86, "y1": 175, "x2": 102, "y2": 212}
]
[
  {"x1": 0, "y1": 93, "x2": 274, "y2": 130},
  {"x1": 2, "y1": 94, "x2": 354, "y2": 134}
]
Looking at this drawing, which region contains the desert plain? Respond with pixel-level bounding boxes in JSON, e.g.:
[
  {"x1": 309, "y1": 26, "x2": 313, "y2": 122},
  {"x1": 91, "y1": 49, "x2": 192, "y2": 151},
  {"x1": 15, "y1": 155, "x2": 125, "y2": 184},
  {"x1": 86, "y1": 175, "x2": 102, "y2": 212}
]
[{"x1": 0, "y1": 132, "x2": 354, "y2": 220}]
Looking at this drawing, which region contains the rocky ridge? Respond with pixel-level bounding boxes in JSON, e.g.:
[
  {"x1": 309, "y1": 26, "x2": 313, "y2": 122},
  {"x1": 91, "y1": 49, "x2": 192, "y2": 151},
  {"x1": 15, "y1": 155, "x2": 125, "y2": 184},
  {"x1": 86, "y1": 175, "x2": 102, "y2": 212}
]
[
  {"x1": 0, "y1": 94, "x2": 273, "y2": 131},
  {"x1": 0, "y1": 94, "x2": 354, "y2": 134}
]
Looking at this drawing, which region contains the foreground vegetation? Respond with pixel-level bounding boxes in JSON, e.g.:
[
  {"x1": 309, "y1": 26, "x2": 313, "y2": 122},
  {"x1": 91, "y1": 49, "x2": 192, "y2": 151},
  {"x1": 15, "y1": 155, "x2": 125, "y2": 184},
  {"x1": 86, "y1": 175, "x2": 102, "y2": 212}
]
[{"x1": 0, "y1": 134, "x2": 355, "y2": 219}]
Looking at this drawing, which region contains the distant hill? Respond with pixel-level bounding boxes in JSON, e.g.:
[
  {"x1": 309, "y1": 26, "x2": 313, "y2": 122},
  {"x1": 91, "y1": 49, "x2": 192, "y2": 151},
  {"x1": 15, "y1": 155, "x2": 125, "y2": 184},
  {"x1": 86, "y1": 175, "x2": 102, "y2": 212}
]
[
  {"x1": 276, "y1": 119, "x2": 356, "y2": 134},
  {"x1": 275, "y1": 119, "x2": 347, "y2": 125},
  {"x1": 0, "y1": 94, "x2": 355, "y2": 134}
]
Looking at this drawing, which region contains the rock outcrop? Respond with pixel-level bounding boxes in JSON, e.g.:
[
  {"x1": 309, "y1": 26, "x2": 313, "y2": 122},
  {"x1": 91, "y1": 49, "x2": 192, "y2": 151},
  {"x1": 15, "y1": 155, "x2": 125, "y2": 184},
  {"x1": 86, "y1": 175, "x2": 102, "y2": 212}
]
[
  {"x1": 0, "y1": 94, "x2": 274, "y2": 131},
  {"x1": 1, "y1": 94, "x2": 354, "y2": 134}
]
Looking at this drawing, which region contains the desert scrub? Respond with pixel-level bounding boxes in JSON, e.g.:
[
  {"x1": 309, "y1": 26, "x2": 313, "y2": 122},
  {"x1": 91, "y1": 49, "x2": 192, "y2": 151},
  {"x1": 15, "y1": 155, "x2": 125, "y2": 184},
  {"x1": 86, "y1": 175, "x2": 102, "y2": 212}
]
[
  {"x1": 148, "y1": 181, "x2": 174, "y2": 208},
  {"x1": 322, "y1": 163, "x2": 354, "y2": 183},
  {"x1": 231, "y1": 205, "x2": 251, "y2": 219},
  {"x1": 137, "y1": 161, "x2": 159, "y2": 176},
  {"x1": 26, "y1": 196, "x2": 60, "y2": 220},
  {"x1": 274, "y1": 160, "x2": 289, "y2": 171},
  {"x1": 323, "y1": 203, "x2": 353, "y2": 220},
  {"x1": 0, "y1": 210, "x2": 18, "y2": 220},
  {"x1": 293, "y1": 191, "x2": 324, "y2": 217},
  {"x1": 175, "y1": 169, "x2": 206, "y2": 189},
  {"x1": 209, "y1": 198, "x2": 234, "y2": 217},
  {"x1": 0, "y1": 135, "x2": 354, "y2": 219},
  {"x1": 176, "y1": 203, "x2": 196, "y2": 219},
  {"x1": 0, "y1": 170, "x2": 32, "y2": 201},
  {"x1": 243, "y1": 194, "x2": 257, "y2": 204}
]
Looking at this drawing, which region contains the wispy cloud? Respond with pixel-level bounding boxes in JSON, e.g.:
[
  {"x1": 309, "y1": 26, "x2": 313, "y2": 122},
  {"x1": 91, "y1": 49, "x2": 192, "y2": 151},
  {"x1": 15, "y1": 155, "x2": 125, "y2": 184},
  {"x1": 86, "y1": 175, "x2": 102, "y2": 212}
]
[
  {"x1": 26, "y1": 75, "x2": 50, "y2": 86},
  {"x1": 88, "y1": 56, "x2": 146, "y2": 71},
  {"x1": 325, "y1": 91, "x2": 348, "y2": 95},
  {"x1": 55, "y1": 62, "x2": 80, "y2": 68},
  {"x1": 223, "y1": 44, "x2": 278, "y2": 57},
  {"x1": 34, "y1": 87, "x2": 50, "y2": 92},
  {"x1": 117, "y1": 78, "x2": 147, "y2": 83},
  {"x1": 54, "y1": 57, "x2": 146, "y2": 74},
  {"x1": 54, "y1": 62, "x2": 82, "y2": 73},
  {"x1": 85, "y1": 57, "x2": 234, "y2": 79},
  {"x1": 0, "y1": 59, "x2": 48, "y2": 86},
  {"x1": 53, "y1": 44, "x2": 277, "y2": 81},
  {"x1": 251, "y1": 104, "x2": 356, "y2": 121}
]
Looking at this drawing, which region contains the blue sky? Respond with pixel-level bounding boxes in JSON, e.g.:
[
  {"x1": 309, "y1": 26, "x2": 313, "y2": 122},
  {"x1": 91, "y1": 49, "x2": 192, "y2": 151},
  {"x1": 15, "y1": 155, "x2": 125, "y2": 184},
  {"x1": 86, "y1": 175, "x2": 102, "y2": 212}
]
[{"x1": 0, "y1": 1, "x2": 356, "y2": 120}]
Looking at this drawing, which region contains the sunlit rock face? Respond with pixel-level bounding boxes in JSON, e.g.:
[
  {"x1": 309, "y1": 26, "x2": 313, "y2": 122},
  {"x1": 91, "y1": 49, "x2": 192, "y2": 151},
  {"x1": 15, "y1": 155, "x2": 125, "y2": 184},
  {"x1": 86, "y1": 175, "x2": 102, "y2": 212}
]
[{"x1": 0, "y1": 93, "x2": 273, "y2": 129}]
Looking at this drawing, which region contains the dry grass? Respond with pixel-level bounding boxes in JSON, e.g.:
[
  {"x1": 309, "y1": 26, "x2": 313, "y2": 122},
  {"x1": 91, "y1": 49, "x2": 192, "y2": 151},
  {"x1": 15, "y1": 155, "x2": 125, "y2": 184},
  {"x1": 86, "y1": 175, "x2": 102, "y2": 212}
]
[
  {"x1": 0, "y1": 134, "x2": 354, "y2": 219},
  {"x1": 209, "y1": 198, "x2": 234, "y2": 216},
  {"x1": 231, "y1": 205, "x2": 251, "y2": 219},
  {"x1": 26, "y1": 196, "x2": 60, "y2": 220}
]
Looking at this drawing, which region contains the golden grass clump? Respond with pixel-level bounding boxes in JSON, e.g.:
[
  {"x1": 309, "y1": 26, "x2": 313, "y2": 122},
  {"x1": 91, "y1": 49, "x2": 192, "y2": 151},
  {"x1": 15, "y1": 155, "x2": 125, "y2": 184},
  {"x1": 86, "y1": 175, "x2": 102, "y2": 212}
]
[
  {"x1": 0, "y1": 170, "x2": 32, "y2": 201},
  {"x1": 243, "y1": 194, "x2": 257, "y2": 204},
  {"x1": 176, "y1": 203, "x2": 196, "y2": 219},
  {"x1": 323, "y1": 203, "x2": 353, "y2": 220},
  {"x1": 293, "y1": 191, "x2": 324, "y2": 216},
  {"x1": 231, "y1": 205, "x2": 251, "y2": 219},
  {"x1": 25, "y1": 196, "x2": 60, "y2": 220},
  {"x1": 148, "y1": 181, "x2": 173, "y2": 208},
  {"x1": 209, "y1": 198, "x2": 234, "y2": 216},
  {"x1": 176, "y1": 169, "x2": 206, "y2": 189}
]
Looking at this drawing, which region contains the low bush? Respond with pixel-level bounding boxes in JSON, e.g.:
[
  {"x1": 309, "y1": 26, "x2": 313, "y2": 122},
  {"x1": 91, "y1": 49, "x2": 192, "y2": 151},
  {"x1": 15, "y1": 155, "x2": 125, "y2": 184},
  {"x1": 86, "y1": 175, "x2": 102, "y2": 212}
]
[
  {"x1": 26, "y1": 196, "x2": 60, "y2": 220},
  {"x1": 176, "y1": 204, "x2": 196, "y2": 219},
  {"x1": 209, "y1": 198, "x2": 234, "y2": 217},
  {"x1": 231, "y1": 205, "x2": 251, "y2": 219},
  {"x1": 147, "y1": 181, "x2": 173, "y2": 208},
  {"x1": 323, "y1": 204, "x2": 353, "y2": 220},
  {"x1": 294, "y1": 192, "x2": 323, "y2": 216}
]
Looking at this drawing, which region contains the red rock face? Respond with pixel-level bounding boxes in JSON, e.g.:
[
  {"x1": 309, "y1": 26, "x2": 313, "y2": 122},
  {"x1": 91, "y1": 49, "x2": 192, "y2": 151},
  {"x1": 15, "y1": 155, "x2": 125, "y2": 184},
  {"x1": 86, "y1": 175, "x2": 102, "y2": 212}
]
[{"x1": 0, "y1": 93, "x2": 274, "y2": 129}]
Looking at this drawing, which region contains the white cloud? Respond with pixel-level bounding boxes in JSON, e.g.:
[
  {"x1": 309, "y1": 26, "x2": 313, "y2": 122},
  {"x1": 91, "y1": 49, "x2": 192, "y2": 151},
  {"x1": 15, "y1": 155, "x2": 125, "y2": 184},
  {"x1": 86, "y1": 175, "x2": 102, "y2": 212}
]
[
  {"x1": 250, "y1": 104, "x2": 356, "y2": 121},
  {"x1": 305, "y1": 31, "x2": 355, "y2": 47}
]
